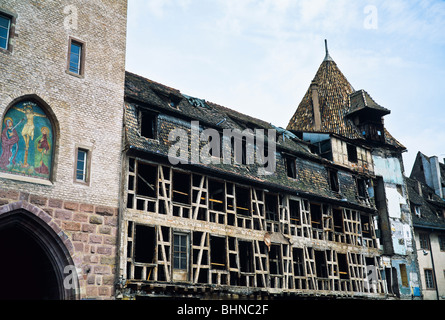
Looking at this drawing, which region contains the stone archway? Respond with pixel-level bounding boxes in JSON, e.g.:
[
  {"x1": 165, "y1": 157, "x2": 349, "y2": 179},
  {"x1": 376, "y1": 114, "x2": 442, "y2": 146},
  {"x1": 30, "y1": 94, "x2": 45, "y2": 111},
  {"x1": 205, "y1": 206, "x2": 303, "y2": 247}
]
[{"x1": 0, "y1": 201, "x2": 79, "y2": 300}]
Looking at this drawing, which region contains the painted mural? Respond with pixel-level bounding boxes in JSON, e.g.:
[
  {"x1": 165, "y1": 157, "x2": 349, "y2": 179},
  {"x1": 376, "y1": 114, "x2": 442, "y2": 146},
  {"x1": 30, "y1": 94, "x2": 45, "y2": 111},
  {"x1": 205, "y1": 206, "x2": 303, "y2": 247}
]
[{"x1": 0, "y1": 101, "x2": 53, "y2": 180}]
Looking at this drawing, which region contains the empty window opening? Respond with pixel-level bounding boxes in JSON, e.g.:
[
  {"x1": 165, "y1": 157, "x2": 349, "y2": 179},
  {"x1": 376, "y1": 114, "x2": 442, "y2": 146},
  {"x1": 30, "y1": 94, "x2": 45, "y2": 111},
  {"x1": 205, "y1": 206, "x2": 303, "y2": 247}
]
[
  {"x1": 269, "y1": 245, "x2": 282, "y2": 275},
  {"x1": 314, "y1": 250, "x2": 328, "y2": 278},
  {"x1": 327, "y1": 169, "x2": 339, "y2": 192},
  {"x1": 310, "y1": 203, "x2": 322, "y2": 229},
  {"x1": 173, "y1": 233, "x2": 189, "y2": 270},
  {"x1": 136, "y1": 162, "x2": 157, "y2": 198},
  {"x1": 337, "y1": 253, "x2": 349, "y2": 279},
  {"x1": 357, "y1": 178, "x2": 367, "y2": 199},
  {"x1": 286, "y1": 156, "x2": 297, "y2": 179},
  {"x1": 235, "y1": 185, "x2": 251, "y2": 216},
  {"x1": 134, "y1": 225, "x2": 156, "y2": 264},
  {"x1": 361, "y1": 214, "x2": 372, "y2": 239},
  {"x1": 399, "y1": 264, "x2": 408, "y2": 287},
  {"x1": 289, "y1": 199, "x2": 301, "y2": 225},
  {"x1": 210, "y1": 236, "x2": 226, "y2": 270},
  {"x1": 347, "y1": 144, "x2": 358, "y2": 163},
  {"x1": 172, "y1": 170, "x2": 191, "y2": 204},
  {"x1": 239, "y1": 241, "x2": 254, "y2": 273},
  {"x1": 333, "y1": 208, "x2": 344, "y2": 233},
  {"x1": 265, "y1": 193, "x2": 279, "y2": 221},
  {"x1": 293, "y1": 248, "x2": 305, "y2": 277},
  {"x1": 139, "y1": 110, "x2": 157, "y2": 139},
  {"x1": 208, "y1": 179, "x2": 225, "y2": 212}
]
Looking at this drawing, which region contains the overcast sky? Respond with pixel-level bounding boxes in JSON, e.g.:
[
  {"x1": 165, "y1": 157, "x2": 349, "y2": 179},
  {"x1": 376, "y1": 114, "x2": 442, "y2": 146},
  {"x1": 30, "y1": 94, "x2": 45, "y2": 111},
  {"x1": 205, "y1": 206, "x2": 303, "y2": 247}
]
[{"x1": 125, "y1": 0, "x2": 445, "y2": 172}]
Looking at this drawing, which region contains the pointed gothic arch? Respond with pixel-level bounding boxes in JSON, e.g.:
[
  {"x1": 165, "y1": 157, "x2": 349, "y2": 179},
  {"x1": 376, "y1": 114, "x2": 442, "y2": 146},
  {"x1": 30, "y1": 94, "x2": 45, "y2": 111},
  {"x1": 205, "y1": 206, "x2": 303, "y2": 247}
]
[{"x1": 0, "y1": 201, "x2": 79, "y2": 300}]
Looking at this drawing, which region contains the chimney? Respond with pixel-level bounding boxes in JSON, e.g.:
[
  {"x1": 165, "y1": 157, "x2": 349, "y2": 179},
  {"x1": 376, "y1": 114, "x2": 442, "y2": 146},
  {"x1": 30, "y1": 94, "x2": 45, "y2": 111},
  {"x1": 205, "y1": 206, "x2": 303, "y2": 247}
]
[
  {"x1": 417, "y1": 181, "x2": 422, "y2": 196},
  {"x1": 311, "y1": 80, "x2": 321, "y2": 131},
  {"x1": 430, "y1": 156, "x2": 443, "y2": 198}
]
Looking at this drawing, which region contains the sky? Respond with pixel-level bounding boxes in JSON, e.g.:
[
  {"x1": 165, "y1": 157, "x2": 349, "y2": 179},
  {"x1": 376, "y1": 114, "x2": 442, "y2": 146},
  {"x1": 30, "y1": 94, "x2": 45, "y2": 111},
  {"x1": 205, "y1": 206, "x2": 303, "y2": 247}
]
[{"x1": 125, "y1": 0, "x2": 445, "y2": 172}]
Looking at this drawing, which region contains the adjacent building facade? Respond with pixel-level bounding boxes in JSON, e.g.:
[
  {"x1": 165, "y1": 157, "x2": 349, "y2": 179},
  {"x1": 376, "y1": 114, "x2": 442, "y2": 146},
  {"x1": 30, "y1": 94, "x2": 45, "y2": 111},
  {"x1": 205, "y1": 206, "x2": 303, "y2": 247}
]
[{"x1": 408, "y1": 153, "x2": 445, "y2": 299}]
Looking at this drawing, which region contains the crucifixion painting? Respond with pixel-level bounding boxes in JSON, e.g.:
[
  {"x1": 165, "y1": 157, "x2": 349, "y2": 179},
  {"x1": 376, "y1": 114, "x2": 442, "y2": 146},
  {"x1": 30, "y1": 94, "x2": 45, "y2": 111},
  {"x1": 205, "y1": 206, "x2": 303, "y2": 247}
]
[{"x1": 0, "y1": 101, "x2": 53, "y2": 180}]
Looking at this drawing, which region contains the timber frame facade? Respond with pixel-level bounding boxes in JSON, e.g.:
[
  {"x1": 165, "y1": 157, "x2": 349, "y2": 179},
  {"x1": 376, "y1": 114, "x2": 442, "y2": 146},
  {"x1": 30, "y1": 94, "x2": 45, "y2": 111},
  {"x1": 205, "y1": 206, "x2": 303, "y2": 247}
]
[{"x1": 116, "y1": 71, "x2": 390, "y2": 300}]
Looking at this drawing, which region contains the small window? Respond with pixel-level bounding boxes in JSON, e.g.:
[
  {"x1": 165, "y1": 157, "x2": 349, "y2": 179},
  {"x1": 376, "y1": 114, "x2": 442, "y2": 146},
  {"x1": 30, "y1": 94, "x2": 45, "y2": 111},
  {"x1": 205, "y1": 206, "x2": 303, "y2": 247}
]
[
  {"x1": 139, "y1": 110, "x2": 157, "y2": 139},
  {"x1": 347, "y1": 144, "x2": 358, "y2": 163},
  {"x1": 0, "y1": 13, "x2": 11, "y2": 50},
  {"x1": 439, "y1": 235, "x2": 445, "y2": 251},
  {"x1": 419, "y1": 233, "x2": 430, "y2": 250},
  {"x1": 286, "y1": 156, "x2": 296, "y2": 179},
  {"x1": 67, "y1": 38, "x2": 85, "y2": 75},
  {"x1": 327, "y1": 169, "x2": 339, "y2": 192},
  {"x1": 173, "y1": 233, "x2": 189, "y2": 270},
  {"x1": 75, "y1": 148, "x2": 90, "y2": 183},
  {"x1": 424, "y1": 269, "x2": 435, "y2": 289},
  {"x1": 356, "y1": 178, "x2": 367, "y2": 199}
]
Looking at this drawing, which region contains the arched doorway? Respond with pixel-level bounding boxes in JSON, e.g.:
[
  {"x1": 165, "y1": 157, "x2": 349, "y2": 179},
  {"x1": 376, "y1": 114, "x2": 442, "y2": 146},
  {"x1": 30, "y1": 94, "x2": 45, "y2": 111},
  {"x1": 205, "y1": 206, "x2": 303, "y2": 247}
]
[{"x1": 0, "y1": 208, "x2": 78, "y2": 300}]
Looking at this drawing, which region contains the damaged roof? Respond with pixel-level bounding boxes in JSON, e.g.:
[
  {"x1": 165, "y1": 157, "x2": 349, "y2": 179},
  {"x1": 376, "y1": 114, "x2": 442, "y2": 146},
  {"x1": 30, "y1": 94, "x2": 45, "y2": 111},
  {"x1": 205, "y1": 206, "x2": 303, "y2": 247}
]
[
  {"x1": 123, "y1": 71, "x2": 375, "y2": 211},
  {"x1": 286, "y1": 51, "x2": 405, "y2": 150},
  {"x1": 406, "y1": 177, "x2": 445, "y2": 230}
]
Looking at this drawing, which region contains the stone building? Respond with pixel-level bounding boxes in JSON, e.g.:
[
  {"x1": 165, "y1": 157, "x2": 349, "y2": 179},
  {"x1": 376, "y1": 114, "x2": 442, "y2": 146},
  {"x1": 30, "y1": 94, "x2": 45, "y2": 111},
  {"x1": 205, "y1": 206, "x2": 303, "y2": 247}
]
[{"x1": 0, "y1": 0, "x2": 127, "y2": 299}]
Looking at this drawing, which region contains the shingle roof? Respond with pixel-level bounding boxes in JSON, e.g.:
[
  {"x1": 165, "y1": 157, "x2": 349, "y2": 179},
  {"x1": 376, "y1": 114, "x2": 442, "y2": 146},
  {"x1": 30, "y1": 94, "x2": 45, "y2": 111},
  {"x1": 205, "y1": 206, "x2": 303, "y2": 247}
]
[
  {"x1": 406, "y1": 177, "x2": 445, "y2": 230},
  {"x1": 123, "y1": 71, "x2": 376, "y2": 211},
  {"x1": 286, "y1": 55, "x2": 405, "y2": 150}
]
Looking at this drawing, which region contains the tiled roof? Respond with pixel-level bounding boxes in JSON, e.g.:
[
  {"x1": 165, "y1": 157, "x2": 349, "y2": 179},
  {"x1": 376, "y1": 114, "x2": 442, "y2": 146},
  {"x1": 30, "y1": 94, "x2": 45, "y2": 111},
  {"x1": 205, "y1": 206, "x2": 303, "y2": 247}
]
[
  {"x1": 286, "y1": 56, "x2": 405, "y2": 150},
  {"x1": 406, "y1": 177, "x2": 445, "y2": 230},
  {"x1": 123, "y1": 71, "x2": 375, "y2": 211}
]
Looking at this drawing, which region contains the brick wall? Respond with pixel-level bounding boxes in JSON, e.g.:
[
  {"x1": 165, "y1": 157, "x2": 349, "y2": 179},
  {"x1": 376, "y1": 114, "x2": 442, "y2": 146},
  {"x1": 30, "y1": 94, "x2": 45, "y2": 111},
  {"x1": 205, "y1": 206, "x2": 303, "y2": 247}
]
[{"x1": 0, "y1": 0, "x2": 128, "y2": 299}]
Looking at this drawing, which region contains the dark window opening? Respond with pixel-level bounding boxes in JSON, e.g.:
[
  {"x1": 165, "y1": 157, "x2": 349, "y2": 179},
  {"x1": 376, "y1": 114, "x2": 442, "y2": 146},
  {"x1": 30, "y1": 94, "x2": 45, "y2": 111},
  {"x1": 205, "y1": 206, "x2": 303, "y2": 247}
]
[
  {"x1": 337, "y1": 253, "x2": 349, "y2": 279},
  {"x1": 235, "y1": 185, "x2": 251, "y2": 216},
  {"x1": 399, "y1": 264, "x2": 408, "y2": 287},
  {"x1": 361, "y1": 214, "x2": 372, "y2": 239},
  {"x1": 172, "y1": 170, "x2": 191, "y2": 204},
  {"x1": 293, "y1": 248, "x2": 305, "y2": 277},
  {"x1": 136, "y1": 162, "x2": 157, "y2": 198},
  {"x1": 134, "y1": 225, "x2": 156, "y2": 264},
  {"x1": 265, "y1": 193, "x2": 279, "y2": 221},
  {"x1": 208, "y1": 179, "x2": 225, "y2": 212},
  {"x1": 269, "y1": 245, "x2": 282, "y2": 275},
  {"x1": 310, "y1": 203, "x2": 322, "y2": 229},
  {"x1": 333, "y1": 208, "x2": 344, "y2": 233},
  {"x1": 286, "y1": 157, "x2": 297, "y2": 179},
  {"x1": 239, "y1": 241, "x2": 254, "y2": 273},
  {"x1": 314, "y1": 250, "x2": 328, "y2": 278},
  {"x1": 210, "y1": 236, "x2": 226, "y2": 270},
  {"x1": 357, "y1": 178, "x2": 367, "y2": 199},
  {"x1": 328, "y1": 169, "x2": 339, "y2": 192},
  {"x1": 140, "y1": 110, "x2": 157, "y2": 139},
  {"x1": 347, "y1": 144, "x2": 358, "y2": 163},
  {"x1": 289, "y1": 199, "x2": 301, "y2": 225}
]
